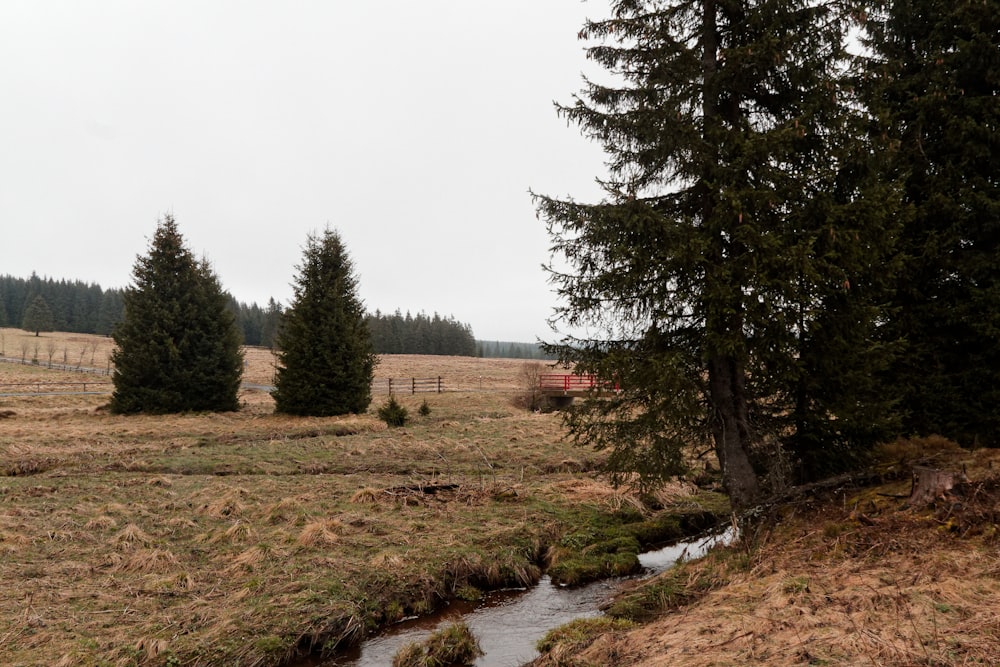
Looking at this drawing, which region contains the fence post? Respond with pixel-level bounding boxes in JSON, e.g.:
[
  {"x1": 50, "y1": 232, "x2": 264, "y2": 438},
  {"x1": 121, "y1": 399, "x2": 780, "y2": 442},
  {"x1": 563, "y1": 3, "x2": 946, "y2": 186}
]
[
  {"x1": 438, "y1": 376, "x2": 442, "y2": 393},
  {"x1": 412, "y1": 378, "x2": 416, "y2": 394},
  {"x1": 388, "y1": 378, "x2": 393, "y2": 395}
]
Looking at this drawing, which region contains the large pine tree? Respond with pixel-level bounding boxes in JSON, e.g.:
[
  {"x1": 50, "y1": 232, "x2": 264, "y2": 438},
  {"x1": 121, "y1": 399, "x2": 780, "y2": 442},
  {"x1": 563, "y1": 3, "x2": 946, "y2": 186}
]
[
  {"x1": 272, "y1": 228, "x2": 376, "y2": 416},
  {"x1": 110, "y1": 215, "x2": 243, "y2": 414},
  {"x1": 864, "y1": 0, "x2": 1000, "y2": 446},
  {"x1": 537, "y1": 0, "x2": 897, "y2": 507}
]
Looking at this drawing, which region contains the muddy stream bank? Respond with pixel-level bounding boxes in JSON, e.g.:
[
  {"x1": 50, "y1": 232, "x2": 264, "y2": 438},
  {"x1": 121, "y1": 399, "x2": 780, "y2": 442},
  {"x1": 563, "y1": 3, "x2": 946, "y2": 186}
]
[{"x1": 304, "y1": 531, "x2": 729, "y2": 667}]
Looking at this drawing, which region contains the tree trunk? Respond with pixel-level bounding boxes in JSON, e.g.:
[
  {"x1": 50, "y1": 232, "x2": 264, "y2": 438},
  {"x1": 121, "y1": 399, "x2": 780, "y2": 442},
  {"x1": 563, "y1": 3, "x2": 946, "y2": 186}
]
[
  {"x1": 709, "y1": 356, "x2": 760, "y2": 509},
  {"x1": 700, "y1": 0, "x2": 758, "y2": 511}
]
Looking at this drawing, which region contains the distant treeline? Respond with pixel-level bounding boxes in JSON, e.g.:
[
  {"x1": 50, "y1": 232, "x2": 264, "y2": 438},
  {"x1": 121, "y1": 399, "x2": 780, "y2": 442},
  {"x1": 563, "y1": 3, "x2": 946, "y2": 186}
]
[
  {"x1": 1, "y1": 273, "x2": 547, "y2": 359},
  {"x1": 367, "y1": 310, "x2": 476, "y2": 356},
  {"x1": 476, "y1": 340, "x2": 556, "y2": 360},
  {"x1": 234, "y1": 304, "x2": 479, "y2": 356},
  {"x1": 231, "y1": 298, "x2": 283, "y2": 348},
  {"x1": 0, "y1": 274, "x2": 125, "y2": 335}
]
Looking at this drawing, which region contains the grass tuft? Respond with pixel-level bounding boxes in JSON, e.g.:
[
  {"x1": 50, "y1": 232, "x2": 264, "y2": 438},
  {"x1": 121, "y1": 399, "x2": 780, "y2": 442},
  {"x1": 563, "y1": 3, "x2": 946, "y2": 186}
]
[
  {"x1": 84, "y1": 515, "x2": 117, "y2": 531},
  {"x1": 351, "y1": 487, "x2": 381, "y2": 504},
  {"x1": 226, "y1": 546, "x2": 269, "y2": 573},
  {"x1": 199, "y1": 487, "x2": 250, "y2": 518},
  {"x1": 114, "y1": 548, "x2": 180, "y2": 573},
  {"x1": 297, "y1": 519, "x2": 342, "y2": 547},
  {"x1": 536, "y1": 616, "x2": 636, "y2": 657},
  {"x1": 393, "y1": 621, "x2": 483, "y2": 667},
  {"x1": 115, "y1": 523, "x2": 152, "y2": 549}
]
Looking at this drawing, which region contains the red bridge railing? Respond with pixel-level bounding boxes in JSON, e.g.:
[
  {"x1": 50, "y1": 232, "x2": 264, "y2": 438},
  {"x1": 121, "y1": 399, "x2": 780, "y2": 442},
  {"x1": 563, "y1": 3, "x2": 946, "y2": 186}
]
[{"x1": 538, "y1": 374, "x2": 619, "y2": 393}]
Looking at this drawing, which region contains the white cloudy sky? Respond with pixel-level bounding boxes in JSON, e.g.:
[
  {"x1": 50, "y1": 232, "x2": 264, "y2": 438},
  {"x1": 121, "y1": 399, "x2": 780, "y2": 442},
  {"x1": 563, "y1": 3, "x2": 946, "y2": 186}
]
[{"x1": 0, "y1": 1, "x2": 610, "y2": 342}]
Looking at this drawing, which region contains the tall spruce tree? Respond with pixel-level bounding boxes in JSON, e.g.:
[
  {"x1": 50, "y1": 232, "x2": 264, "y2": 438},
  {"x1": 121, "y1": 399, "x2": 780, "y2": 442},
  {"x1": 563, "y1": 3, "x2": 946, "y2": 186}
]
[
  {"x1": 864, "y1": 0, "x2": 1000, "y2": 445},
  {"x1": 537, "y1": 0, "x2": 897, "y2": 507},
  {"x1": 272, "y1": 228, "x2": 376, "y2": 416},
  {"x1": 110, "y1": 215, "x2": 243, "y2": 414}
]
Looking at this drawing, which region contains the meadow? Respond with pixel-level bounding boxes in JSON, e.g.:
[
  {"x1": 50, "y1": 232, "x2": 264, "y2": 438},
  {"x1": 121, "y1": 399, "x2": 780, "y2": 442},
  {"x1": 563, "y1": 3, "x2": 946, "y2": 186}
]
[{"x1": 0, "y1": 329, "x2": 721, "y2": 666}]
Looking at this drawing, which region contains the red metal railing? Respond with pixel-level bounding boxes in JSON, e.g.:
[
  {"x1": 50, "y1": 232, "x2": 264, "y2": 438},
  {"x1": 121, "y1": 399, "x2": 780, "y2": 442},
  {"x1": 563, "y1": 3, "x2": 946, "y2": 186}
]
[
  {"x1": 539, "y1": 373, "x2": 597, "y2": 392},
  {"x1": 539, "y1": 374, "x2": 620, "y2": 393}
]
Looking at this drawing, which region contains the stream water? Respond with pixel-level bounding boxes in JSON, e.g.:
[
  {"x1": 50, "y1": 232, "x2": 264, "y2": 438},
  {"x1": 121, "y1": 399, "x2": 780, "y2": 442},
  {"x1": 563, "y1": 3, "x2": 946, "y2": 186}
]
[{"x1": 318, "y1": 530, "x2": 730, "y2": 667}]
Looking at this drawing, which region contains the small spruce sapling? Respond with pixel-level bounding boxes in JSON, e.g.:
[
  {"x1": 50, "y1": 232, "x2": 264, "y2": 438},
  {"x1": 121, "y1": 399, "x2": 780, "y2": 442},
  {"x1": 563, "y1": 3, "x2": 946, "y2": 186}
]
[{"x1": 378, "y1": 397, "x2": 409, "y2": 427}]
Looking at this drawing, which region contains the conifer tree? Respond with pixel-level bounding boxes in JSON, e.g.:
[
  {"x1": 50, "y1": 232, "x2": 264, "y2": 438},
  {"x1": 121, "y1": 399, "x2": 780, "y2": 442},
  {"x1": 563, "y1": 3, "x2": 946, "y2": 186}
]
[
  {"x1": 537, "y1": 1, "x2": 897, "y2": 507},
  {"x1": 261, "y1": 298, "x2": 282, "y2": 349},
  {"x1": 21, "y1": 295, "x2": 54, "y2": 336},
  {"x1": 110, "y1": 215, "x2": 243, "y2": 414},
  {"x1": 272, "y1": 228, "x2": 376, "y2": 416},
  {"x1": 863, "y1": 0, "x2": 1000, "y2": 445},
  {"x1": 96, "y1": 289, "x2": 125, "y2": 336}
]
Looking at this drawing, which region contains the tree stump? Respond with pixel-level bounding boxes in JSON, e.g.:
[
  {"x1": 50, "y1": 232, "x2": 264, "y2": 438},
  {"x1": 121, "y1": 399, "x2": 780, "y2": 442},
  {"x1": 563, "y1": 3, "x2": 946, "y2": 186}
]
[{"x1": 909, "y1": 466, "x2": 967, "y2": 506}]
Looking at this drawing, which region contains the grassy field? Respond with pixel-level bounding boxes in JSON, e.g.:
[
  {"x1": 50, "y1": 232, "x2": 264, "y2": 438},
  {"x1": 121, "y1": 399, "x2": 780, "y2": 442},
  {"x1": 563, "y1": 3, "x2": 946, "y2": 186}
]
[{"x1": 0, "y1": 329, "x2": 723, "y2": 666}]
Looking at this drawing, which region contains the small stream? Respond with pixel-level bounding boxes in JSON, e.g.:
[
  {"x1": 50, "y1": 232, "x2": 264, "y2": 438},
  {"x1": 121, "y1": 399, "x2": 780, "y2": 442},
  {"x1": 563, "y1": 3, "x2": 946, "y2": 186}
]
[{"x1": 319, "y1": 530, "x2": 730, "y2": 667}]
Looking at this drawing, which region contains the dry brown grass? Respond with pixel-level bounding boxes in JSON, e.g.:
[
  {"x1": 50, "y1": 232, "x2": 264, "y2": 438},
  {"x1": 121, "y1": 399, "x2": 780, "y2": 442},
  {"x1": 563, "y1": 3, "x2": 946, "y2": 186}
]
[
  {"x1": 538, "y1": 443, "x2": 1000, "y2": 667},
  {"x1": 296, "y1": 518, "x2": 342, "y2": 547},
  {"x1": 0, "y1": 327, "x2": 114, "y2": 371},
  {"x1": 4, "y1": 333, "x2": 694, "y2": 666}
]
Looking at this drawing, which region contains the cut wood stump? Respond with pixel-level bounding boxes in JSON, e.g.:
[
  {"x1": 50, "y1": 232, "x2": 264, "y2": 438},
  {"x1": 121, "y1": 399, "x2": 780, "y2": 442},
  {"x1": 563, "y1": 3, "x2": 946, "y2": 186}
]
[{"x1": 909, "y1": 466, "x2": 968, "y2": 506}]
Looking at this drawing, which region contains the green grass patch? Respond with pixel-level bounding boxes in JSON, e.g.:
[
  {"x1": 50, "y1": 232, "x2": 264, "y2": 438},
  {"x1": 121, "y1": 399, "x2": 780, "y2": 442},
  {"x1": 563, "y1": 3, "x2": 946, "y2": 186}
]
[
  {"x1": 546, "y1": 500, "x2": 726, "y2": 586},
  {"x1": 605, "y1": 545, "x2": 738, "y2": 622}
]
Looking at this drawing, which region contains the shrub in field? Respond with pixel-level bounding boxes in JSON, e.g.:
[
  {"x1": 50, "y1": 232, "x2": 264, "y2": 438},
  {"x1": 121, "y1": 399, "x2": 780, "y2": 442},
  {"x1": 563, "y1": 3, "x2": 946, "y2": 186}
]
[
  {"x1": 378, "y1": 397, "x2": 409, "y2": 428},
  {"x1": 511, "y1": 362, "x2": 546, "y2": 412},
  {"x1": 110, "y1": 214, "x2": 243, "y2": 414},
  {"x1": 272, "y1": 228, "x2": 376, "y2": 416},
  {"x1": 418, "y1": 399, "x2": 431, "y2": 417}
]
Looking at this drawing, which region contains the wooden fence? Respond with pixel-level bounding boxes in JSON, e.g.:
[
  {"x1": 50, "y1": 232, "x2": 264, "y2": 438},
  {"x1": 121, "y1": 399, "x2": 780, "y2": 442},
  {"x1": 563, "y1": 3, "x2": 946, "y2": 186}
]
[
  {"x1": 0, "y1": 381, "x2": 113, "y2": 396},
  {"x1": 371, "y1": 377, "x2": 445, "y2": 395},
  {"x1": 0, "y1": 355, "x2": 112, "y2": 376}
]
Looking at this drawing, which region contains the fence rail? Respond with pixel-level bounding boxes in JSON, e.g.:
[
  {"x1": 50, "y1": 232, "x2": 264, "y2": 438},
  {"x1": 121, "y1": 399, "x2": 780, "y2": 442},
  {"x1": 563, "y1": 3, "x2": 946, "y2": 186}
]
[
  {"x1": 371, "y1": 377, "x2": 445, "y2": 395},
  {"x1": 0, "y1": 381, "x2": 112, "y2": 391},
  {"x1": 0, "y1": 381, "x2": 113, "y2": 397},
  {"x1": 0, "y1": 355, "x2": 112, "y2": 376}
]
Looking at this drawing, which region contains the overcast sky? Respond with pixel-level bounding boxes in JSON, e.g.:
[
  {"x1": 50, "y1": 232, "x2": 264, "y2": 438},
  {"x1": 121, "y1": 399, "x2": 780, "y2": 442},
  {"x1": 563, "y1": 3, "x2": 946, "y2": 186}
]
[{"x1": 0, "y1": 1, "x2": 609, "y2": 342}]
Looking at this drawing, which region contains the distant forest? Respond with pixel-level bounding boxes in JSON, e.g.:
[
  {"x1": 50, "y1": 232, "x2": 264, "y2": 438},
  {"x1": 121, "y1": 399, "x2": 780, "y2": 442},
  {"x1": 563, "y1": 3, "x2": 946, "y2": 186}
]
[
  {"x1": 368, "y1": 310, "x2": 475, "y2": 356},
  {"x1": 476, "y1": 340, "x2": 555, "y2": 360},
  {"x1": 0, "y1": 274, "x2": 125, "y2": 336},
  {"x1": 0, "y1": 274, "x2": 549, "y2": 359}
]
